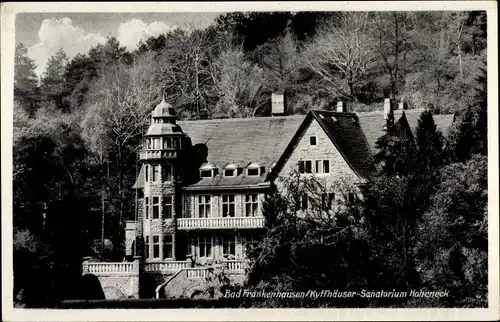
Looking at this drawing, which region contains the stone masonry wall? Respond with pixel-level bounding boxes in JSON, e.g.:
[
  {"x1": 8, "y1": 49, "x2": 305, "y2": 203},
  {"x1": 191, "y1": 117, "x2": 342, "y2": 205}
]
[{"x1": 278, "y1": 118, "x2": 361, "y2": 198}]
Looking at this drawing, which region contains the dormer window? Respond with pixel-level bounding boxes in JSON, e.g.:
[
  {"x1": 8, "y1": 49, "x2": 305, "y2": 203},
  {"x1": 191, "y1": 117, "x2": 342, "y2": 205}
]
[
  {"x1": 224, "y1": 163, "x2": 240, "y2": 177},
  {"x1": 200, "y1": 163, "x2": 217, "y2": 178},
  {"x1": 247, "y1": 162, "x2": 262, "y2": 176}
]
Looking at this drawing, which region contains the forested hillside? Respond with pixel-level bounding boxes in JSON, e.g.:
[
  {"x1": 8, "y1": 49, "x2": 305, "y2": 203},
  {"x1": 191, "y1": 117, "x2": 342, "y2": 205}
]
[{"x1": 12, "y1": 11, "x2": 488, "y2": 306}]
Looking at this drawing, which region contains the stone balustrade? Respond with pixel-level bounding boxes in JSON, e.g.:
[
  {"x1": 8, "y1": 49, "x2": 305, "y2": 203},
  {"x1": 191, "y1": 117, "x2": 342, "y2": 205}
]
[
  {"x1": 143, "y1": 261, "x2": 191, "y2": 272},
  {"x1": 177, "y1": 216, "x2": 264, "y2": 230},
  {"x1": 83, "y1": 262, "x2": 138, "y2": 275},
  {"x1": 223, "y1": 260, "x2": 249, "y2": 275},
  {"x1": 186, "y1": 267, "x2": 210, "y2": 278}
]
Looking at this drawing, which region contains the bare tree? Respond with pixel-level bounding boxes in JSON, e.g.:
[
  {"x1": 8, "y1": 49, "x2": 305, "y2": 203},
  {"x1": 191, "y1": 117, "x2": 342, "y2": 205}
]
[
  {"x1": 81, "y1": 52, "x2": 159, "y2": 248},
  {"x1": 369, "y1": 12, "x2": 414, "y2": 98},
  {"x1": 211, "y1": 42, "x2": 266, "y2": 118},
  {"x1": 302, "y1": 12, "x2": 375, "y2": 102}
]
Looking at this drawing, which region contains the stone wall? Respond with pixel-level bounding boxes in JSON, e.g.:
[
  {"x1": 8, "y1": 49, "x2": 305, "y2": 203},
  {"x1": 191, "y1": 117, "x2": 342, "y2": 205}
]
[{"x1": 278, "y1": 118, "x2": 361, "y2": 197}]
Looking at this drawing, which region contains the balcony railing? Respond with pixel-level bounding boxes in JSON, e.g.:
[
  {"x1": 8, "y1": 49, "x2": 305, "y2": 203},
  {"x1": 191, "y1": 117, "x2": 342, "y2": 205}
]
[
  {"x1": 83, "y1": 262, "x2": 137, "y2": 275},
  {"x1": 143, "y1": 261, "x2": 191, "y2": 272},
  {"x1": 223, "y1": 260, "x2": 249, "y2": 275},
  {"x1": 139, "y1": 149, "x2": 176, "y2": 160},
  {"x1": 177, "y1": 216, "x2": 264, "y2": 230}
]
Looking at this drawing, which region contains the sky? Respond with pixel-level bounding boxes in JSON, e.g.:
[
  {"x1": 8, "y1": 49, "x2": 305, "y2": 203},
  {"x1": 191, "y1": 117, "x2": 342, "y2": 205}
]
[{"x1": 15, "y1": 13, "x2": 221, "y2": 76}]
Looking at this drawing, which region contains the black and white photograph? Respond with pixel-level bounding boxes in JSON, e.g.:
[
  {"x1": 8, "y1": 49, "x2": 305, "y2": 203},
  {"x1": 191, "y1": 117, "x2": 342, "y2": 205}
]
[{"x1": 1, "y1": 1, "x2": 498, "y2": 321}]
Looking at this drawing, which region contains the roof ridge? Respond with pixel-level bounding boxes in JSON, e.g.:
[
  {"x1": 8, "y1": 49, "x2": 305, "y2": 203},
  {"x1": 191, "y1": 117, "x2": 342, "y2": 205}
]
[{"x1": 178, "y1": 114, "x2": 305, "y2": 124}]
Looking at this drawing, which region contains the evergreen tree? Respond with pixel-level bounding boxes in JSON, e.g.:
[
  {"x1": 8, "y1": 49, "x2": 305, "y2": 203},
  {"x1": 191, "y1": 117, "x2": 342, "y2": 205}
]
[
  {"x1": 40, "y1": 49, "x2": 69, "y2": 110},
  {"x1": 446, "y1": 66, "x2": 487, "y2": 162},
  {"x1": 374, "y1": 111, "x2": 416, "y2": 176},
  {"x1": 14, "y1": 43, "x2": 39, "y2": 115},
  {"x1": 415, "y1": 110, "x2": 445, "y2": 171}
]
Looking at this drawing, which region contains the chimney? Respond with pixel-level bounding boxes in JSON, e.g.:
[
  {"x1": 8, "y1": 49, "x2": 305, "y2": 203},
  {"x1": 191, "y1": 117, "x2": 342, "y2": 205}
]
[
  {"x1": 398, "y1": 102, "x2": 408, "y2": 110},
  {"x1": 271, "y1": 92, "x2": 285, "y2": 116},
  {"x1": 383, "y1": 98, "x2": 394, "y2": 120},
  {"x1": 336, "y1": 101, "x2": 347, "y2": 113}
]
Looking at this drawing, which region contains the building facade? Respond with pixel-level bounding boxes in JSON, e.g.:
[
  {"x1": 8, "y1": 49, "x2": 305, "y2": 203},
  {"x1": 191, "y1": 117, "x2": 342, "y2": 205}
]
[{"x1": 82, "y1": 97, "x2": 454, "y2": 300}]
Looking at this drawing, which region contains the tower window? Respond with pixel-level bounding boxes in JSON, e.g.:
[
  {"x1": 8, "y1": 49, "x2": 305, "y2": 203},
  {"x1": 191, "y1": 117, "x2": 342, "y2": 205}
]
[
  {"x1": 152, "y1": 196, "x2": 160, "y2": 219},
  {"x1": 145, "y1": 197, "x2": 150, "y2": 219},
  {"x1": 163, "y1": 196, "x2": 173, "y2": 219},
  {"x1": 153, "y1": 138, "x2": 161, "y2": 149},
  {"x1": 162, "y1": 164, "x2": 173, "y2": 182},
  {"x1": 164, "y1": 137, "x2": 172, "y2": 149},
  {"x1": 152, "y1": 165, "x2": 159, "y2": 181},
  {"x1": 163, "y1": 235, "x2": 173, "y2": 259},
  {"x1": 310, "y1": 136, "x2": 317, "y2": 145},
  {"x1": 145, "y1": 236, "x2": 150, "y2": 258},
  {"x1": 152, "y1": 235, "x2": 160, "y2": 259},
  {"x1": 145, "y1": 165, "x2": 149, "y2": 182}
]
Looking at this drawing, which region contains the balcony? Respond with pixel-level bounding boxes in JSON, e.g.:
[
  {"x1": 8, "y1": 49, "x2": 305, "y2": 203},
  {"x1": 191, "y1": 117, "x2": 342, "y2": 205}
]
[
  {"x1": 177, "y1": 216, "x2": 264, "y2": 230},
  {"x1": 143, "y1": 261, "x2": 191, "y2": 273}
]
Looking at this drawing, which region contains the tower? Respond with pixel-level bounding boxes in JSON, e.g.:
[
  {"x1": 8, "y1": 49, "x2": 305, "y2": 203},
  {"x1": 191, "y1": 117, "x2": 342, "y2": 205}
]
[{"x1": 138, "y1": 96, "x2": 191, "y2": 262}]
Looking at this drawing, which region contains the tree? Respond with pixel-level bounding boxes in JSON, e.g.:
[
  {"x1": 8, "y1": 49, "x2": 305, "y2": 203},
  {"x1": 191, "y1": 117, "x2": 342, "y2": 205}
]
[
  {"x1": 81, "y1": 52, "x2": 159, "y2": 254},
  {"x1": 246, "y1": 172, "x2": 371, "y2": 307},
  {"x1": 369, "y1": 12, "x2": 414, "y2": 98},
  {"x1": 415, "y1": 155, "x2": 487, "y2": 306},
  {"x1": 14, "y1": 43, "x2": 39, "y2": 115},
  {"x1": 211, "y1": 44, "x2": 266, "y2": 118},
  {"x1": 415, "y1": 110, "x2": 445, "y2": 171},
  {"x1": 40, "y1": 49, "x2": 69, "y2": 110},
  {"x1": 446, "y1": 65, "x2": 487, "y2": 162},
  {"x1": 303, "y1": 12, "x2": 375, "y2": 101},
  {"x1": 373, "y1": 113, "x2": 417, "y2": 176}
]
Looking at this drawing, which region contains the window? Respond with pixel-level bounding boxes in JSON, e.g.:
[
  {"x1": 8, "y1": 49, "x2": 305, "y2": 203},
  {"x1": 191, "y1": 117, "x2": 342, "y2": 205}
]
[
  {"x1": 310, "y1": 136, "x2": 317, "y2": 145},
  {"x1": 145, "y1": 165, "x2": 149, "y2": 182},
  {"x1": 222, "y1": 194, "x2": 235, "y2": 217},
  {"x1": 323, "y1": 160, "x2": 330, "y2": 173},
  {"x1": 162, "y1": 164, "x2": 173, "y2": 182},
  {"x1": 222, "y1": 234, "x2": 236, "y2": 256},
  {"x1": 163, "y1": 235, "x2": 173, "y2": 259},
  {"x1": 305, "y1": 160, "x2": 312, "y2": 173},
  {"x1": 199, "y1": 235, "x2": 212, "y2": 258},
  {"x1": 173, "y1": 137, "x2": 179, "y2": 149},
  {"x1": 163, "y1": 196, "x2": 173, "y2": 219},
  {"x1": 321, "y1": 193, "x2": 335, "y2": 209},
  {"x1": 245, "y1": 233, "x2": 260, "y2": 256},
  {"x1": 315, "y1": 160, "x2": 330, "y2": 174},
  {"x1": 145, "y1": 236, "x2": 150, "y2": 258},
  {"x1": 224, "y1": 169, "x2": 235, "y2": 177},
  {"x1": 298, "y1": 160, "x2": 312, "y2": 173},
  {"x1": 164, "y1": 137, "x2": 172, "y2": 149},
  {"x1": 152, "y1": 165, "x2": 159, "y2": 181},
  {"x1": 153, "y1": 235, "x2": 160, "y2": 259},
  {"x1": 145, "y1": 197, "x2": 150, "y2": 219},
  {"x1": 198, "y1": 195, "x2": 211, "y2": 218},
  {"x1": 247, "y1": 168, "x2": 259, "y2": 176},
  {"x1": 147, "y1": 139, "x2": 152, "y2": 149},
  {"x1": 301, "y1": 195, "x2": 309, "y2": 210},
  {"x1": 152, "y1": 196, "x2": 160, "y2": 219},
  {"x1": 200, "y1": 170, "x2": 213, "y2": 178},
  {"x1": 153, "y1": 138, "x2": 161, "y2": 149},
  {"x1": 245, "y1": 194, "x2": 258, "y2": 217}
]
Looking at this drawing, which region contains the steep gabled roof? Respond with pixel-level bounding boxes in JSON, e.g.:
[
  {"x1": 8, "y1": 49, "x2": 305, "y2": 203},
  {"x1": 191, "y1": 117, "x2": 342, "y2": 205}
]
[{"x1": 269, "y1": 111, "x2": 375, "y2": 182}]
